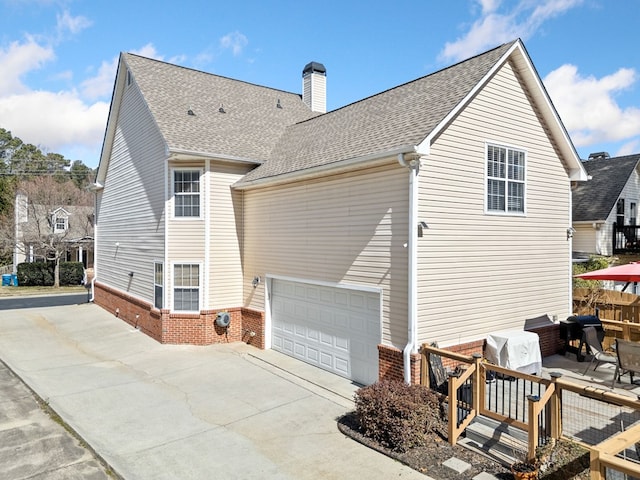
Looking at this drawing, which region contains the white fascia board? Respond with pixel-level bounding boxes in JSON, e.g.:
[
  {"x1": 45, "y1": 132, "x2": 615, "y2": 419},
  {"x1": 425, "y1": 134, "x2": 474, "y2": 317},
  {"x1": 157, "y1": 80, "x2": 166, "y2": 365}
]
[
  {"x1": 417, "y1": 40, "x2": 588, "y2": 182},
  {"x1": 234, "y1": 144, "x2": 417, "y2": 190}
]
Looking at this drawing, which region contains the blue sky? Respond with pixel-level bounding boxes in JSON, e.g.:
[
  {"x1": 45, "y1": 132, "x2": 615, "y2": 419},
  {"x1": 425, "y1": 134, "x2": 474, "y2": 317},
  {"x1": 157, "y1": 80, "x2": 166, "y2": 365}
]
[{"x1": 1, "y1": 0, "x2": 639, "y2": 168}]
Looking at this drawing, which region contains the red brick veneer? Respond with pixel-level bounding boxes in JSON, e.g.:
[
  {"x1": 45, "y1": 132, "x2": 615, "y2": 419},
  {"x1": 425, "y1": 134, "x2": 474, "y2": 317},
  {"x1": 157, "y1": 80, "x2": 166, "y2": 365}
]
[
  {"x1": 377, "y1": 344, "x2": 421, "y2": 384},
  {"x1": 94, "y1": 282, "x2": 264, "y2": 347},
  {"x1": 526, "y1": 323, "x2": 563, "y2": 357}
]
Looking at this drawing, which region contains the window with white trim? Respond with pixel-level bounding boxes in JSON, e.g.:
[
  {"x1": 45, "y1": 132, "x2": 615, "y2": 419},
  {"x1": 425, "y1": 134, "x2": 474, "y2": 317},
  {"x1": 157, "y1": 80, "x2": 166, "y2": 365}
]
[
  {"x1": 154, "y1": 262, "x2": 163, "y2": 309},
  {"x1": 53, "y1": 215, "x2": 68, "y2": 233},
  {"x1": 486, "y1": 144, "x2": 525, "y2": 214},
  {"x1": 173, "y1": 170, "x2": 200, "y2": 217},
  {"x1": 173, "y1": 264, "x2": 199, "y2": 311}
]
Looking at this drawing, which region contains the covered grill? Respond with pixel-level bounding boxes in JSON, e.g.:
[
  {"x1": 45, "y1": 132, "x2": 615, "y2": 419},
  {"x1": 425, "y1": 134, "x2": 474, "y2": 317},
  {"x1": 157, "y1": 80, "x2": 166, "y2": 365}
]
[{"x1": 560, "y1": 315, "x2": 604, "y2": 361}]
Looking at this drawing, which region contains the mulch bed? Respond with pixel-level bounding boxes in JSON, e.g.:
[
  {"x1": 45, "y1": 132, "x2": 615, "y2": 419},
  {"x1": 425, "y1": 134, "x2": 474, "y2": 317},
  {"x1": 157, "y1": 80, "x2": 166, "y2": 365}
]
[
  {"x1": 337, "y1": 411, "x2": 513, "y2": 479},
  {"x1": 337, "y1": 412, "x2": 591, "y2": 479}
]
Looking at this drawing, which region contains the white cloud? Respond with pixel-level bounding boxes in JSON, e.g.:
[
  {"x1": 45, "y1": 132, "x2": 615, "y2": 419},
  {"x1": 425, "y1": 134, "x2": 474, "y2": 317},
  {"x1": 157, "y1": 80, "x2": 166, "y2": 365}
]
[
  {"x1": 544, "y1": 65, "x2": 640, "y2": 146},
  {"x1": 0, "y1": 90, "x2": 108, "y2": 158},
  {"x1": 131, "y1": 43, "x2": 162, "y2": 60},
  {"x1": 0, "y1": 37, "x2": 55, "y2": 95},
  {"x1": 440, "y1": 0, "x2": 583, "y2": 62},
  {"x1": 81, "y1": 57, "x2": 118, "y2": 100},
  {"x1": 81, "y1": 44, "x2": 161, "y2": 101},
  {"x1": 220, "y1": 31, "x2": 248, "y2": 56},
  {"x1": 0, "y1": 32, "x2": 112, "y2": 166},
  {"x1": 616, "y1": 140, "x2": 640, "y2": 157},
  {"x1": 56, "y1": 10, "x2": 92, "y2": 37}
]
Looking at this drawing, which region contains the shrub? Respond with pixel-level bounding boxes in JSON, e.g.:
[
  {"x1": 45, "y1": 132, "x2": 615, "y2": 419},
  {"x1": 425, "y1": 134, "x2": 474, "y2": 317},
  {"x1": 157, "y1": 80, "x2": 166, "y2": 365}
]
[
  {"x1": 17, "y1": 262, "x2": 54, "y2": 286},
  {"x1": 60, "y1": 262, "x2": 84, "y2": 286},
  {"x1": 354, "y1": 381, "x2": 445, "y2": 452},
  {"x1": 17, "y1": 261, "x2": 84, "y2": 286}
]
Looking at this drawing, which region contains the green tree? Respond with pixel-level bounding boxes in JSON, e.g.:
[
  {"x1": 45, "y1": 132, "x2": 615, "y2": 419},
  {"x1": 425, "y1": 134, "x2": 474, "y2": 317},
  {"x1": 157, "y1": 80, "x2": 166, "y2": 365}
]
[{"x1": 69, "y1": 160, "x2": 95, "y2": 189}]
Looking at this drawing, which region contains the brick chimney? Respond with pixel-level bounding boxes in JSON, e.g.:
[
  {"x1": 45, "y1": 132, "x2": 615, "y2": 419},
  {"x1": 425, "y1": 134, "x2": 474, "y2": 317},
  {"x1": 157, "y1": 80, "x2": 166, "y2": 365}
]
[{"x1": 302, "y1": 61, "x2": 326, "y2": 113}]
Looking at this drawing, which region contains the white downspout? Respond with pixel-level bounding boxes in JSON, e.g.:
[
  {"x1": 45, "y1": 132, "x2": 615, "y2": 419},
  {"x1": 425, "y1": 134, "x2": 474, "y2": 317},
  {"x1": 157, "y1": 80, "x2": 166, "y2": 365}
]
[{"x1": 398, "y1": 153, "x2": 420, "y2": 384}]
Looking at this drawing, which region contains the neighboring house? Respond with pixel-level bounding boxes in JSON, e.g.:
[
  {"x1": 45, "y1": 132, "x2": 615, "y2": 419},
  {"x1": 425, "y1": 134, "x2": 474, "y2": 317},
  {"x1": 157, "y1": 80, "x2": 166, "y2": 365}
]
[
  {"x1": 572, "y1": 153, "x2": 640, "y2": 257},
  {"x1": 93, "y1": 39, "x2": 587, "y2": 386},
  {"x1": 13, "y1": 192, "x2": 94, "y2": 269}
]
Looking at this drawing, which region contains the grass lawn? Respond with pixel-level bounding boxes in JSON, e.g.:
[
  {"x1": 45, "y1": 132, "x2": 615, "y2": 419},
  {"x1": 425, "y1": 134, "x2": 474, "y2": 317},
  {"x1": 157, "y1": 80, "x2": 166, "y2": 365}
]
[{"x1": 0, "y1": 285, "x2": 87, "y2": 297}]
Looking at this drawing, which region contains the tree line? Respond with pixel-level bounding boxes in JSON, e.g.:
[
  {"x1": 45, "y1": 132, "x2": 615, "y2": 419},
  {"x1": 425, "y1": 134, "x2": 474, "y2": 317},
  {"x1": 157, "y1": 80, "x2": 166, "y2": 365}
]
[{"x1": 0, "y1": 127, "x2": 96, "y2": 266}]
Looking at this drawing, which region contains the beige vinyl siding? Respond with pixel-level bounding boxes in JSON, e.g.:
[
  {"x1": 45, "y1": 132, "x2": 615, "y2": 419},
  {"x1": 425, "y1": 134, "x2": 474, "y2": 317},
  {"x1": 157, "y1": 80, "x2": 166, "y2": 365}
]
[
  {"x1": 95, "y1": 80, "x2": 166, "y2": 304},
  {"x1": 167, "y1": 161, "x2": 206, "y2": 256},
  {"x1": 209, "y1": 161, "x2": 252, "y2": 307},
  {"x1": 243, "y1": 163, "x2": 409, "y2": 347},
  {"x1": 572, "y1": 224, "x2": 598, "y2": 254},
  {"x1": 417, "y1": 60, "x2": 572, "y2": 347},
  {"x1": 166, "y1": 161, "x2": 205, "y2": 310},
  {"x1": 166, "y1": 160, "x2": 251, "y2": 310}
]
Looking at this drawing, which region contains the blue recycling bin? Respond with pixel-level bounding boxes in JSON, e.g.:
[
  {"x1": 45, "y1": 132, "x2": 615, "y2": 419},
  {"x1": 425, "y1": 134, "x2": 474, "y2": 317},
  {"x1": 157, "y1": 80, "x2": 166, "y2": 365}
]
[
  {"x1": 11, "y1": 274, "x2": 18, "y2": 286},
  {"x1": 1, "y1": 274, "x2": 11, "y2": 286}
]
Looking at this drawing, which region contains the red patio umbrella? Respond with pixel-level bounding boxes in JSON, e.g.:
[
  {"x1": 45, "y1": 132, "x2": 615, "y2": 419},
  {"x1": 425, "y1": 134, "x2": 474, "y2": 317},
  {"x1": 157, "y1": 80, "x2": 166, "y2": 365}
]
[{"x1": 575, "y1": 262, "x2": 640, "y2": 289}]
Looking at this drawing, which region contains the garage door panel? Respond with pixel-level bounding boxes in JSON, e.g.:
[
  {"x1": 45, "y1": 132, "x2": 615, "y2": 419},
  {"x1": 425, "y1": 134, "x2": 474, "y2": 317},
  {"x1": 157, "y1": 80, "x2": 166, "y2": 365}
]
[
  {"x1": 335, "y1": 357, "x2": 349, "y2": 376},
  {"x1": 320, "y1": 352, "x2": 334, "y2": 369},
  {"x1": 271, "y1": 279, "x2": 380, "y2": 385},
  {"x1": 282, "y1": 337, "x2": 294, "y2": 355},
  {"x1": 335, "y1": 336, "x2": 348, "y2": 352},
  {"x1": 320, "y1": 332, "x2": 333, "y2": 347},
  {"x1": 307, "y1": 346, "x2": 319, "y2": 363}
]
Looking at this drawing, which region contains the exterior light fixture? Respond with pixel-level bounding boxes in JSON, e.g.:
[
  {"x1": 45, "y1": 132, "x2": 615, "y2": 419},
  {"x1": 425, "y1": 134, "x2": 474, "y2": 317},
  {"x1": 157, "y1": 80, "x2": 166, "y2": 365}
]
[
  {"x1": 566, "y1": 227, "x2": 575, "y2": 240},
  {"x1": 252, "y1": 276, "x2": 261, "y2": 288},
  {"x1": 418, "y1": 221, "x2": 428, "y2": 238}
]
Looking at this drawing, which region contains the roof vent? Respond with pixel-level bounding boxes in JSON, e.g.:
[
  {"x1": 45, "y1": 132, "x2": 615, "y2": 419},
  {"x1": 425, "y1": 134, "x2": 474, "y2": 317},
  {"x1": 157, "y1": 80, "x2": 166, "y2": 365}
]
[
  {"x1": 302, "y1": 61, "x2": 326, "y2": 113},
  {"x1": 587, "y1": 151, "x2": 610, "y2": 161}
]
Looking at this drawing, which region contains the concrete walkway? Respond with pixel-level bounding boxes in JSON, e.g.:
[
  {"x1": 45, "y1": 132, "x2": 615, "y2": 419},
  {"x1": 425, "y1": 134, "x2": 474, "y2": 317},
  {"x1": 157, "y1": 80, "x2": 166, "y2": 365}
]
[{"x1": 0, "y1": 302, "x2": 428, "y2": 480}]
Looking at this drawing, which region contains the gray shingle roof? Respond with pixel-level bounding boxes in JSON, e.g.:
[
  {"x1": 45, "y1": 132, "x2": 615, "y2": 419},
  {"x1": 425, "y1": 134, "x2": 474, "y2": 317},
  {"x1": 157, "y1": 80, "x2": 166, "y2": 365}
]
[
  {"x1": 123, "y1": 54, "x2": 317, "y2": 161},
  {"x1": 572, "y1": 154, "x2": 640, "y2": 222},
  {"x1": 240, "y1": 41, "x2": 515, "y2": 183},
  {"x1": 122, "y1": 41, "x2": 516, "y2": 182}
]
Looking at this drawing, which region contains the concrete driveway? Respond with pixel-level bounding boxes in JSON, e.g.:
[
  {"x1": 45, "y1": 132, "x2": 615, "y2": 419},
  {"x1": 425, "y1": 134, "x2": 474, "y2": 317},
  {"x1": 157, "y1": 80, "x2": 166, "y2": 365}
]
[{"x1": 0, "y1": 302, "x2": 425, "y2": 479}]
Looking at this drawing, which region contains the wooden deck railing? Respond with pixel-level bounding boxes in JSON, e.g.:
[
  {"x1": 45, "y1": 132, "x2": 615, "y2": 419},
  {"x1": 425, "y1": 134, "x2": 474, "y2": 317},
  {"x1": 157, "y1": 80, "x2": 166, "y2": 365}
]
[{"x1": 421, "y1": 344, "x2": 640, "y2": 478}]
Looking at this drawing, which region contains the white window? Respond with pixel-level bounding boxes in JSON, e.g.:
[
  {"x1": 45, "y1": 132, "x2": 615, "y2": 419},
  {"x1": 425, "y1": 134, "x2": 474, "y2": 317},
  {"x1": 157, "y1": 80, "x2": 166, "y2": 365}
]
[
  {"x1": 154, "y1": 262, "x2": 163, "y2": 309},
  {"x1": 173, "y1": 264, "x2": 199, "y2": 311},
  {"x1": 54, "y1": 215, "x2": 68, "y2": 232},
  {"x1": 486, "y1": 144, "x2": 525, "y2": 214},
  {"x1": 173, "y1": 170, "x2": 201, "y2": 218}
]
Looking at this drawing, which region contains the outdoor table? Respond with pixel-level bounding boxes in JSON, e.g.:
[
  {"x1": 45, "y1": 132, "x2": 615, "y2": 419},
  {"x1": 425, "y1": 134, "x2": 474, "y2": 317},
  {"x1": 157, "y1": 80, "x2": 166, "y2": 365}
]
[{"x1": 485, "y1": 330, "x2": 542, "y2": 375}]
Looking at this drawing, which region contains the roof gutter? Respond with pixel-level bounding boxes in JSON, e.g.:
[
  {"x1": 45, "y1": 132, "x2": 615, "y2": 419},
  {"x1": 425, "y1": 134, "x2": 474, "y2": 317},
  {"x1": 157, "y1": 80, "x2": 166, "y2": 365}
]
[
  {"x1": 397, "y1": 146, "x2": 428, "y2": 384},
  {"x1": 168, "y1": 148, "x2": 263, "y2": 165},
  {"x1": 234, "y1": 145, "x2": 418, "y2": 190}
]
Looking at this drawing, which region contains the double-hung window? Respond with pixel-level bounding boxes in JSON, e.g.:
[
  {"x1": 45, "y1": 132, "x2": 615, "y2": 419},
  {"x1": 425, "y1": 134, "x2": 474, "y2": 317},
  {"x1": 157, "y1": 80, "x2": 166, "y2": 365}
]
[
  {"x1": 173, "y1": 264, "x2": 199, "y2": 311},
  {"x1": 154, "y1": 262, "x2": 163, "y2": 309},
  {"x1": 174, "y1": 170, "x2": 200, "y2": 218},
  {"x1": 54, "y1": 216, "x2": 68, "y2": 232},
  {"x1": 486, "y1": 144, "x2": 525, "y2": 214}
]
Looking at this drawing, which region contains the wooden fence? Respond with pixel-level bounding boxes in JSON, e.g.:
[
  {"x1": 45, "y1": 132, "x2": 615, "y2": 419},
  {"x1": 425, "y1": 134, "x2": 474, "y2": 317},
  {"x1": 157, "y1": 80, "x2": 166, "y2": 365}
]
[
  {"x1": 574, "y1": 287, "x2": 640, "y2": 323},
  {"x1": 422, "y1": 344, "x2": 640, "y2": 479}
]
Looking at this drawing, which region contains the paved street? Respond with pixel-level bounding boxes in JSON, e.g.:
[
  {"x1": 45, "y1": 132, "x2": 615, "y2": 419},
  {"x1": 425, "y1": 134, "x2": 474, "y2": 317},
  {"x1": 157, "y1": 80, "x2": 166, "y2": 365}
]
[
  {"x1": 0, "y1": 293, "x2": 89, "y2": 310},
  {"x1": 0, "y1": 359, "x2": 114, "y2": 479}
]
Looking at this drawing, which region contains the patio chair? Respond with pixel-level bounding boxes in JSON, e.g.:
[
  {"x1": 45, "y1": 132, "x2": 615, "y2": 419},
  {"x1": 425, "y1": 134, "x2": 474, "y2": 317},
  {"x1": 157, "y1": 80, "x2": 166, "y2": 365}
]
[
  {"x1": 614, "y1": 339, "x2": 640, "y2": 388},
  {"x1": 581, "y1": 326, "x2": 616, "y2": 377}
]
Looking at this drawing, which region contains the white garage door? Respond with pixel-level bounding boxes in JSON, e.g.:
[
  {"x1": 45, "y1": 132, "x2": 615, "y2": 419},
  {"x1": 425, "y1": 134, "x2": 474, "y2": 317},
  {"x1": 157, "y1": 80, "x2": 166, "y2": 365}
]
[{"x1": 271, "y1": 279, "x2": 381, "y2": 385}]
